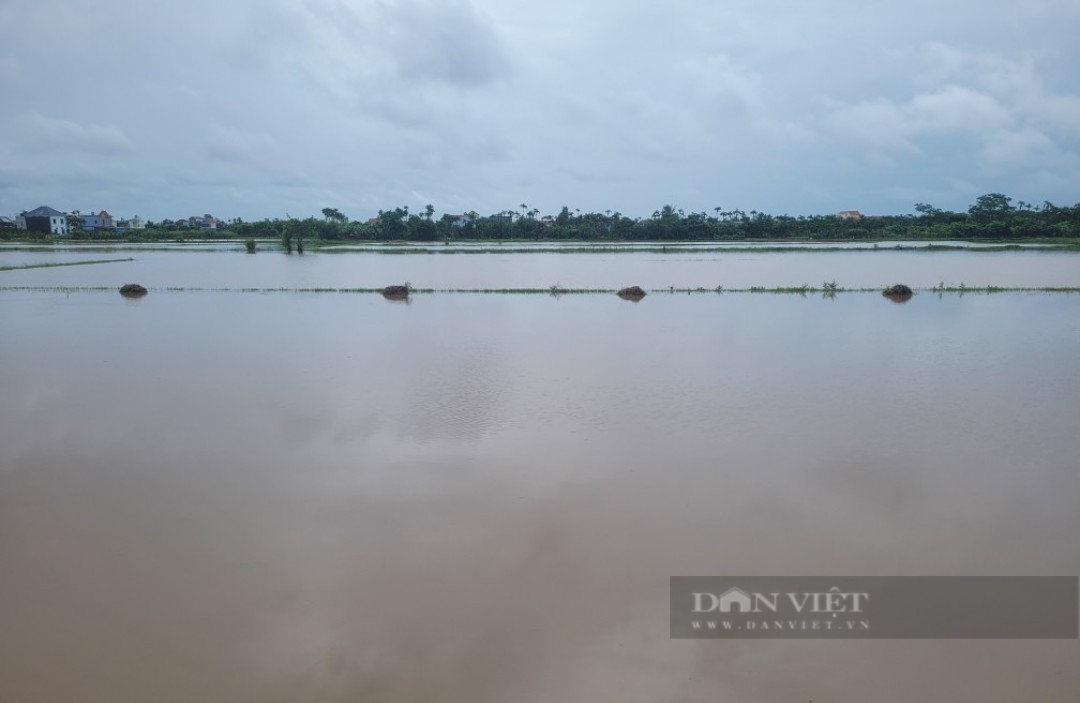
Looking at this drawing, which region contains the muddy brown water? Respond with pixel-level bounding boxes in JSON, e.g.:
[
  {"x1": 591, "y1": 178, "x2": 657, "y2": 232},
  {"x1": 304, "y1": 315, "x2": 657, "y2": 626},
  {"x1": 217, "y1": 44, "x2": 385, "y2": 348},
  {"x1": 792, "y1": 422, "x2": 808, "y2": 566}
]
[{"x1": 1, "y1": 286, "x2": 1079, "y2": 702}]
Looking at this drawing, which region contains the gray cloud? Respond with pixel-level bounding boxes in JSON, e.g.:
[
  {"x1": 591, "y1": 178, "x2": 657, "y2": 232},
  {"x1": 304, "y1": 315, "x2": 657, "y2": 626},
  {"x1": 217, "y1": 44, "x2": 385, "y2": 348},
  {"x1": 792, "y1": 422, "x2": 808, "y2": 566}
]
[
  {"x1": 821, "y1": 41, "x2": 1080, "y2": 190},
  {"x1": 374, "y1": 0, "x2": 512, "y2": 86},
  {"x1": 0, "y1": 0, "x2": 1078, "y2": 220},
  {"x1": 205, "y1": 127, "x2": 281, "y2": 165},
  {"x1": 16, "y1": 115, "x2": 135, "y2": 156}
]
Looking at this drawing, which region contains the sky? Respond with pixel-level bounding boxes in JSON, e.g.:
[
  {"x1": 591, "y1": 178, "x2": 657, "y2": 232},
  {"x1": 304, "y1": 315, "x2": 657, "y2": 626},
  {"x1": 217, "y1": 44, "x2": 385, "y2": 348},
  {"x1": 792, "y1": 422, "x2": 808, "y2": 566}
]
[{"x1": 1, "y1": 0, "x2": 1078, "y2": 222}]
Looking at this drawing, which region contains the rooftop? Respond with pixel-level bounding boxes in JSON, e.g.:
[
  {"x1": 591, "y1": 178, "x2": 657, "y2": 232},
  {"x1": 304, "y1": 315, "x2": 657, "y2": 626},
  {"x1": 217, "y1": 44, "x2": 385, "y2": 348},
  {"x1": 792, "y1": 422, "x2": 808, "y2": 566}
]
[{"x1": 24, "y1": 205, "x2": 65, "y2": 217}]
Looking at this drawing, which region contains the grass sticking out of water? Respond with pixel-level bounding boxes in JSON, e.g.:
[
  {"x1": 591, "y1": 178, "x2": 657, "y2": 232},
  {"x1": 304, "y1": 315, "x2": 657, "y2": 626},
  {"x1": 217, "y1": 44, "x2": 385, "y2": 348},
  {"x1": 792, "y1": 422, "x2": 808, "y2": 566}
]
[
  {"x1": 3, "y1": 284, "x2": 1080, "y2": 296},
  {"x1": 0, "y1": 257, "x2": 135, "y2": 272}
]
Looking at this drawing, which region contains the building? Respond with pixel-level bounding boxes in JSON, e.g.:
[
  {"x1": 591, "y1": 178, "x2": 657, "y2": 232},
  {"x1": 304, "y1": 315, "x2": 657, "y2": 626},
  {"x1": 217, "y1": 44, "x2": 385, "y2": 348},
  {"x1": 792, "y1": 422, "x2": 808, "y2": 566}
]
[
  {"x1": 18, "y1": 206, "x2": 69, "y2": 235},
  {"x1": 181, "y1": 214, "x2": 217, "y2": 230},
  {"x1": 0, "y1": 216, "x2": 16, "y2": 230},
  {"x1": 116, "y1": 216, "x2": 145, "y2": 231},
  {"x1": 837, "y1": 210, "x2": 863, "y2": 220},
  {"x1": 81, "y1": 210, "x2": 115, "y2": 231},
  {"x1": 449, "y1": 213, "x2": 475, "y2": 228}
]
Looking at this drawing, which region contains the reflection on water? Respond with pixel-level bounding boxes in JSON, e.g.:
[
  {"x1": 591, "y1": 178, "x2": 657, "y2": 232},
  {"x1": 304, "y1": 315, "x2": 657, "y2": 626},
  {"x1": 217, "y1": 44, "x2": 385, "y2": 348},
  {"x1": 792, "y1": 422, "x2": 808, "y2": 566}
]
[{"x1": 1, "y1": 292, "x2": 1079, "y2": 702}]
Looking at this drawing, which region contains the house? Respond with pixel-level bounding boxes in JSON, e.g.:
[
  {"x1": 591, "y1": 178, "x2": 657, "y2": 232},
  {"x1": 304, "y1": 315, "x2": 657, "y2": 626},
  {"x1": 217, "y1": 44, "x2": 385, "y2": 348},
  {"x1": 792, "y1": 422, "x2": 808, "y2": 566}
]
[
  {"x1": 0, "y1": 216, "x2": 16, "y2": 230},
  {"x1": 449, "y1": 213, "x2": 475, "y2": 228},
  {"x1": 81, "y1": 210, "x2": 115, "y2": 231},
  {"x1": 837, "y1": 210, "x2": 863, "y2": 220},
  {"x1": 116, "y1": 216, "x2": 145, "y2": 231},
  {"x1": 186, "y1": 214, "x2": 217, "y2": 230},
  {"x1": 18, "y1": 206, "x2": 69, "y2": 235}
]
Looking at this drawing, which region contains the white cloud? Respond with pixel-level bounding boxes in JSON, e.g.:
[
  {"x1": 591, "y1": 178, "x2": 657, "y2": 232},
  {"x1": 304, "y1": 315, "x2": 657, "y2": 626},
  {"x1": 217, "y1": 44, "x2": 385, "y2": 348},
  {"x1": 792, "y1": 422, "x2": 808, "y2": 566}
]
[
  {"x1": 979, "y1": 128, "x2": 1057, "y2": 172},
  {"x1": 820, "y1": 41, "x2": 1080, "y2": 200},
  {"x1": 906, "y1": 85, "x2": 1012, "y2": 134},
  {"x1": 921, "y1": 43, "x2": 1041, "y2": 100},
  {"x1": 825, "y1": 85, "x2": 1012, "y2": 150}
]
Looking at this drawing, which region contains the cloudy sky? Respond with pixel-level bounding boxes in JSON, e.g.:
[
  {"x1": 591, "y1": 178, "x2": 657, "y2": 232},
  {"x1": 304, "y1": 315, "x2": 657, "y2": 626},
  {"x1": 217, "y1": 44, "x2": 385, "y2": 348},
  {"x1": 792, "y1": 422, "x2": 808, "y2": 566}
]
[{"x1": 1, "y1": 0, "x2": 1078, "y2": 222}]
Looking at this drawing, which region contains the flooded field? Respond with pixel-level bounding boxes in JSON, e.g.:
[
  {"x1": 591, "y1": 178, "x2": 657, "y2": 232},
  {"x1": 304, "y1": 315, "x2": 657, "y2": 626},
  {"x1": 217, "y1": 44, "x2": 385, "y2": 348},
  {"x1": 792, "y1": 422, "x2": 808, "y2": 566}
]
[
  {"x1": 1, "y1": 251, "x2": 1079, "y2": 702},
  {"x1": 2, "y1": 244, "x2": 1080, "y2": 290}
]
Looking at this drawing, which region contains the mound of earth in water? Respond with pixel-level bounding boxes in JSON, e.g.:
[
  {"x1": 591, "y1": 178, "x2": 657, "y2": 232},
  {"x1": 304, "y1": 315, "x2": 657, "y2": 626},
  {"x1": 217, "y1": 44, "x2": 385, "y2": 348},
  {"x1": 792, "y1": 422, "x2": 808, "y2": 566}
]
[
  {"x1": 119, "y1": 283, "x2": 147, "y2": 297},
  {"x1": 617, "y1": 286, "x2": 647, "y2": 300},
  {"x1": 883, "y1": 284, "x2": 913, "y2": 302}
]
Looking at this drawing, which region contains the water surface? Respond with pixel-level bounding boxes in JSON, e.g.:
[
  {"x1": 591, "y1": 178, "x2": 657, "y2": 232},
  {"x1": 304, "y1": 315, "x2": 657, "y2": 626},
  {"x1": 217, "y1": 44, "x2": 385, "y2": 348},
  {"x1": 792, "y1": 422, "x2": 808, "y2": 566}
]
[
  {"x1": 1, "y1": 289, "x2": 1078, "y2": 702},
  {"x1": 2, "y1": 246, "x2": 1079, "y2": 289}
]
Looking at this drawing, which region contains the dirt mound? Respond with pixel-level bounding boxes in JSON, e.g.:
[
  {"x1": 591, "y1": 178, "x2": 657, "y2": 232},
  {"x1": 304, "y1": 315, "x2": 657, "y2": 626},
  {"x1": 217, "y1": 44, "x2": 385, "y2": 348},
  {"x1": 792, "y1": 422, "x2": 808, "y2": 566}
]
[
  {"x1": 382, "y1": 284, "x2": 411, "y2": 300},
  {"x1": 883, "y1": 284, "x2": 913, "y2": 302},
  {"x1": 617, "y1": 286, "x2": 647, "y2": 300},
  {"x1": 119, "y1": 283, "x2": 148, "y2": 297}
]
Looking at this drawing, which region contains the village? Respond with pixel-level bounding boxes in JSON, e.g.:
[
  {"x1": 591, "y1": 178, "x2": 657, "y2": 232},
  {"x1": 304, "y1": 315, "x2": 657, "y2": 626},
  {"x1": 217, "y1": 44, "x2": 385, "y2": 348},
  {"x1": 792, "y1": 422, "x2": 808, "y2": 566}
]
[{"x1": 0, "y1": 206, "x2": 219, "y2": 235}]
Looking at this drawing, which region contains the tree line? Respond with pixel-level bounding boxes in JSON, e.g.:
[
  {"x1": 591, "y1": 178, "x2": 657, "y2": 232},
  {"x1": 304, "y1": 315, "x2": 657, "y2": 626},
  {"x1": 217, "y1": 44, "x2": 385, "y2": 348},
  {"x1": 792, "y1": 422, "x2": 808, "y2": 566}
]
[{"x1": 7, "y1": 194, "x2": 1079, "y2": 242}]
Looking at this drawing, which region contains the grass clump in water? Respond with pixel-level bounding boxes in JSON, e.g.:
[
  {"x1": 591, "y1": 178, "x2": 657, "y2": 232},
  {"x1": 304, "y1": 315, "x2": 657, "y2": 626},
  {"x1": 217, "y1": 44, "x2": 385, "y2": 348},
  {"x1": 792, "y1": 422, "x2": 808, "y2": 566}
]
[{"x1": 0, "y1": 257, "x2": 134, "y2": 272}]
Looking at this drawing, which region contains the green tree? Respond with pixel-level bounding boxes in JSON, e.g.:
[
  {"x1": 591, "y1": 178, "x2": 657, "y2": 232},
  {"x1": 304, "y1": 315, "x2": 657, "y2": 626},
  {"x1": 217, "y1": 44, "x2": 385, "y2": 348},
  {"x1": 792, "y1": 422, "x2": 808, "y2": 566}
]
[
  {"x1": 66, "y1": 211, "x2": 84, "y2": 237},
  {"x1": 914, "y1": 202, "x2": 943, "y2": 218},
  {"x1": 968, "y1": 193, "x2": 1014, "y2": 221},
  {"x1": 321, "y1": 207, "x2": 346, "y2": 223}
]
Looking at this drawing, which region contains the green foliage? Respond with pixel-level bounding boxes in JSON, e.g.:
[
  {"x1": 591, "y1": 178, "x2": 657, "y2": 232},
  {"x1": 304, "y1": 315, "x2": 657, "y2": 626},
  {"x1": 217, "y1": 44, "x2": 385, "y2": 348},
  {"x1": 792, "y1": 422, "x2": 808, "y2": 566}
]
[
  {"x1": 281, "y1": 221, "x2": 293, "y2": 253},
  {"x1": 66, "y1": 212, "x2": 85, "y2": 236},
  {"x1": 7, "y1": 195, "x2": 1079, "y2": 244},
  {"x1": 321, "y1": 207, "x2": 347, "y2": 223},
  {"x1": 968, "y1": 193, "x2": 1014, "y2": 221},
  {"x1": 339, "y1": 195, "x2": 1080, "y2": 242}
]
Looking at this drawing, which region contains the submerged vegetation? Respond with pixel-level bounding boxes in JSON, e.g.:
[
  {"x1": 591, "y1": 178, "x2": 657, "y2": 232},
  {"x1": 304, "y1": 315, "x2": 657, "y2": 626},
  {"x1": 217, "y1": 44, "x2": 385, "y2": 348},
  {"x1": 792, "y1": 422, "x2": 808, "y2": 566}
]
[
  {"x1": 6, "y1": 193, "x2": 1080, "y2": 244},
  {"x1": 3, "y1": 285, "x2": 1079, "y2": 296},
  {"x1": 0, "y1": 257, "x2": 134, "y2": 271}
]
